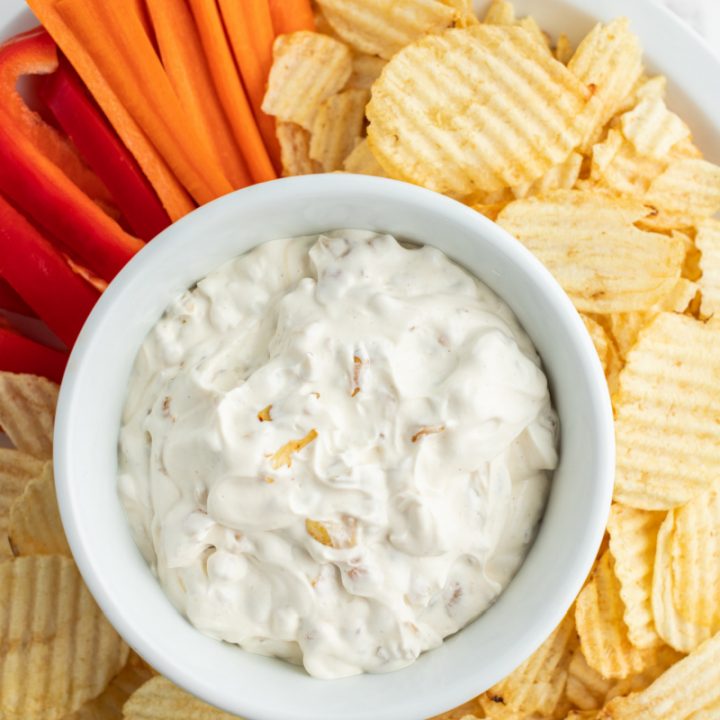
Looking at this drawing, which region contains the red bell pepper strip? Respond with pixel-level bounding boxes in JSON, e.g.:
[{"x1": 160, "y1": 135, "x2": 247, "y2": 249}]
[
  {"x1": 0, "y1": 325, "x2": 68, "y2": 384},
  {"x1": 0, "y1": 27, "x2": 115, "y2": 208},
  {"x1": 38, "y1": 59, "x2": 172, "y2": 241},
  {"x1": 0, "y1": 194, "x2": 100, "y2": 348},
  {"x1": 0, "y1": 278, "x2": 36, "y2": 317}
]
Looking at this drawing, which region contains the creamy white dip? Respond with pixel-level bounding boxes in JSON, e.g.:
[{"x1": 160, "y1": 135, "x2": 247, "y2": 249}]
[{"x1": 118, "y1": 230, "x2": 558, "y2": 679}]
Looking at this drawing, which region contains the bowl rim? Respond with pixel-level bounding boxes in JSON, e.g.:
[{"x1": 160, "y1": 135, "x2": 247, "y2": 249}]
[{"x1": 54, "y1": 174, "x2": 614, "y2": 720}]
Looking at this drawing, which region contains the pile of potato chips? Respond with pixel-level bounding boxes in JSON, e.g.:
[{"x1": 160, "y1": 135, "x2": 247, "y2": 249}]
[{"x1": 2, "y1": 0, "x2": 720, "y2": 718}]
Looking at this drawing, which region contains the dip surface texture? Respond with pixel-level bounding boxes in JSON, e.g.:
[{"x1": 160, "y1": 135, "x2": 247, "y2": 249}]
[{"x1": 118, "y1": 230, "x2": 558, "y2": 678}]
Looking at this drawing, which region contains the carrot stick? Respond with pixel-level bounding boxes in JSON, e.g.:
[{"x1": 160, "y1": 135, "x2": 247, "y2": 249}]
[
  {"x1": 268, "y1": 0, "x2": 315, "y2": 34},
  {"x1": 188, "y1": 0, "x2": 276, "y2": 184},
  {"x1": 54, "y1": 0, "x2": 232, "y2": 205},
  {"x1": 146, "y1": 0, "x2": 250, "y2": 190},
  {"x1": 26, "y1": 0, "x2": 195, "y2": 221},
  {"x1": 219, "y1": 0, "x2": 281, "y2": 171}
]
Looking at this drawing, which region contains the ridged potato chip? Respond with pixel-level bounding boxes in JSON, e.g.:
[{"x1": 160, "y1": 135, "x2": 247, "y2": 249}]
[
  {"x1": 512, "y1": 152, "x2": 583, "y2": 199},
  {"x1": 123, "y1": 676, "x2": 237, "y2": 719},
  {"x1": 276, "y1": 122, "x2": 321, "y2": 176},
  {"x1": 669, "y1": 484, "x2": 720, "y2": 630},
  {"x1": 479, "y1": 610, "x2": 576, "y2": 717},
  {"x1": 614, "y1": 313, "x2": 720, "y2": 509},
  {"x1": 482, "y1": 0, "x2": 515, "y2": 26},
  {"x1": 576, "y1": 551, "x2": 647, "y2": 679},
  {"x1": 568, "y1": 19, "x2": 643, "y2": 151},
  {"x1": 472, "y1": 202, "x2": 509, "y2": 222},
  {"x1": 619, "y1": 96, "x2": 690, "y2": 159},
  {"x1": 606, "y1": 504, "x2": 664, "y2": 648},
  {"x1": 599, "y1": 631, "x2": 720, "y2": 719},
  {"x1": 516, "y1": 16, "x2": 551, "y2": 54},
  {"x1": 343, "y1": 138, "x2": 387, "y2": 176},
  {"x1": 697, "y1": 220, "x2": 720, "y2": 316},
  {"x1": 310, "y1": 88, "x2": 369, "y2": 171},
  {"x1": 441, "y1": 0, "x2": 478, "y2": 28},
  {"x1": 566, "y1": 648, "x2": 614, "y2": 710},
  {"x1": 0, "y1": 555, "x2": 128, "y2": 719},
  {"x1": 496, "y1": 191, "x2": 684, "y2": 314},
  {"x1": 366, "y1": 26, "x2": 590, "y2": 198},
  {"x1": 316, "y1": 0, "x2": 457, "y2": 60},
  {"x1": 347, "y1": 53, "x2": 386, "y2": 90},
  {"x1": 0, "y1": 449, "x2": 44, "y2": 557},
  {"x1": 9, "y1": 463, "x2": 71, "y2": 557},
  {"x1": 653, "y1": 509, "x2": 713, "y2": 653},
  {"x1": 262, "y1": 32, "x2": 352, "y2": 131},
  {"x1": 0, "y1": 372, "x2": 58, "y2": 459}
]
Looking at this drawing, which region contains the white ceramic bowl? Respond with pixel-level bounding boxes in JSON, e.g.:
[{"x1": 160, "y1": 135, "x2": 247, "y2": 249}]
[{"x1": 54, "y1": 174, "x2": 614, "y2": 720}]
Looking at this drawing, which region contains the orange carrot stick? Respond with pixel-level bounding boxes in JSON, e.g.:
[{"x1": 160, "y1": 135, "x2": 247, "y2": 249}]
[
  {"x1": 26, "y1": 0, "x2": 195, "y2": 221},
  {"x1": 268, "y1": 0, "x2": 315, "y2": 34},
  {"x1": 219, "y1": 0, "x2": 281, "y2": 170},
  {"x1": 188, "y1": 0, "x2": 276, "y2": 184},
  {"x1": 146, "y1": 0, "x2": 251, "y2": 190},
  {"x1": 54, "y1": 0, "x2": 232, "y2": 205}
]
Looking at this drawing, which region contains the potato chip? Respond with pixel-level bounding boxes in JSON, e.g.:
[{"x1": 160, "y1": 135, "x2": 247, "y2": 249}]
[
  {"x1": 343, "y1": 138, "x2": 387, "y2": 176},
  {"x1": 479, "y1": 609, "x2": 576, "y2": 717},
  {"x1": 0, "y1": 449, "x2": 45, "y2": 558},
  {"x1": 310, "y1": 88, "x2": 369, "y2": 171},
  {"x1": 366, "y1": 26, "x2": 590, "y2": 198},
  {"x1": 440, "y1": 0, "x2": 478, "y2": 28},
  {"x1": 567, "y1": 712, "x2": 600, "y2": 720},
  {"x1": 482, "y1": 0, "x2": 515, "y2": 26},
  {"x1": 575, "y1": 551, "x2": 647, "y2": 679},
  {"x1": 497, "y1": 191, "x2": 684, "y2": 314},
  {"x1": 566, "y1": 648, "x2": 614, "y2": 710},
  {"x1": 0, "y1": 372, "x2": 58, "y2": 459},
  {"x1": 582, "y1": 315, "x2": 612, "y2": 373},
  {"x1": 554, "y1": 33, "x2": 573, "y2": 64},
  {"x1": 428, "y1": 696, "x2": 483, "y2": 720},
  {"x1": 613, "y1": 313, "x2": 720, "y2": 510},
  {"x1": 568, "y1": 19, "x2": 643, "y2": 151},
  {"x1": 640, "y1": 158, "x2": 720, "y2": 231},
  {"x1": 619, "y1": 96, "x2": 690, "y2": 159},
  {"x1": 599, "y1": 631, "x2": 720, "y2": 719},
  {"x1": 669, "y1": 484, "x2": 720, "y2": 631},
  {"x1": 9, "y1": 463, "x2": 71, "y2": 557},
  {"x1": 697, "y1": 221, "x2": 720, "y2": 316},
  {"x1": 347, "y1": 53, "x2": 386, "y2": 90},
  {"x1": 276, "y1": 122, "x2": 321, "y2": 177},
  {"x1": 606, "y1": 504, "x2": 664, "y2": 648},
  {"x1": 123, "y1": 676, "x2": 237, "y2": 719},
  {"x1": 516, "y1": 16, "x2": 551, "y2": 54},
  {"x1": 0, "y1": 555, "x2": 128, "y2": 719},
  {"x1": 262, "y1": 32, "x2": 353, "y2": 131},
  {"x1": 513, "y1": 152, "x2": 583, "y2": 199},
  {"x1": 65, "y1": 660, "x2": 154, "y2": 720},
  {"x1": 315, "y1": 0, "x2": 457, "y2": 60},
  {"x1": 472, "y1": 202, "x2": 509, "y2": 222}
]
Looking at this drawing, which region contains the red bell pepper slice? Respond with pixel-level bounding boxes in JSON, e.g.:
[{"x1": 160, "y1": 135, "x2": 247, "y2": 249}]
[
  {"x1": 0, "y1": 27, "x2": 115, "y2": 207},
  {"x1": 39, "y1": 59, "x2": 172, "y2": 241},
  {"x1": 0, "y1": 278, "x2": 36, "y2": 317},
  {"x1": 0, "y1": 194, "x2": 100, "y2": 347},
  {"x1": 0, "y1": 324, "x2": 68, "y2": 384}
]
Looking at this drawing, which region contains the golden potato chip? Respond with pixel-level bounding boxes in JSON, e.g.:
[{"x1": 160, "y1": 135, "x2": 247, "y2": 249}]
[
  {"x1": 513, "y1": 152, "x2": 583, "y2": 199},
  {"x1": 554, "y1": 33, "x2": 573, "y2": 64},
  {"x1": 428, "y1": 696, "x2": 483, "y2": 720},
  {"x1": 310, "y1": 88, "x2": 369, "y2": 171},
  {"x1": 440, "y1": 0, "x2": 478, "y2": 28},
  {"x1": 262, "y1": 31, "x2": 353, "y2": 131},
  {"x1": 366, "y1": 26, "x2": 590, "y2": 198},
  {"x1": 0, "y1": 449, "x2": 45, "y2": 558},
  {"x1": 606, "y1": 504, "x2": 664, "y2": 648},
  {"x1": 0, "y1": 555, "x2": 128, "y2": 719},
  {"x1": 479, "y1": 609, "x2": 576, "y2": 717},
  {"x1": 343, "y1": 138, "x2": 387, "y2": 176},
  {"x1": 566, "y1": 648, "x2": 614, "y2": 710},
  {"x1": 497, "y1": 191, "x2": 684, "y2": 313},
  {"x1": 0, "y1": 372, "x2": 58, "y2": 459},
  {"x1": 516, "y1": 16, "x2": 551, "y2": 53},
  {"x1": 599, "y1": 631, "x2": 720, "y2": 719},
  {"x1": 581, "y1": 315, "x2": 612, "y2": 374},
  {"x1": 575, "y1": 551, "x2": 647, "y2": 679},
  {"x1": 669, "y1": 484, "x2": 720, "y2": 630},
  {"x1": 472, "y1": 202, "x2": 509, "y2": 222},
  {"x1": 65, "y1": 660, "x2": 154, "y2": 720},
  {"x1": 619, "y1": 96, "x2": 690, "y2": 159},
  {"x1": 316, "y1": 0, "x2": 457, "y2": 60},
  {"x1": 568, "y1": 19, "x2": 644, "y2": 151},
  {"x1": 567, "y1": 712, "x2": 600, "y2": 720},
  {"x1": 347, "y1": 53, "x2": 386, "y2": 90},
  {"x1": 276, "y1": 122, "x2": 321, "y2": 177},
  {"x1": 482, "y1": 0, "x2": 515, "y2": 25},
  {"x1": 641, "y1": 158, "x2": 720, "y2": 231},
  {"x1": 9, "y1": 463, "x2": 71, "y2": 557},
  {"x1": 697, "y1": 220, "x2": 720, "y2": 316},
  {"x1": 123, "y1": 676, "x2": 237, "y2": 719},
  {"x1": 613, "y1": 313, "x2": 720, "y2": 509}
]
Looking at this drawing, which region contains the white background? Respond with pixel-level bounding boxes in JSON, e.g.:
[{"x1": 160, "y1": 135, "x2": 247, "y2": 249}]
[{"x1": 660, "y1": 0, "x2": 720, "y2": 53}]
